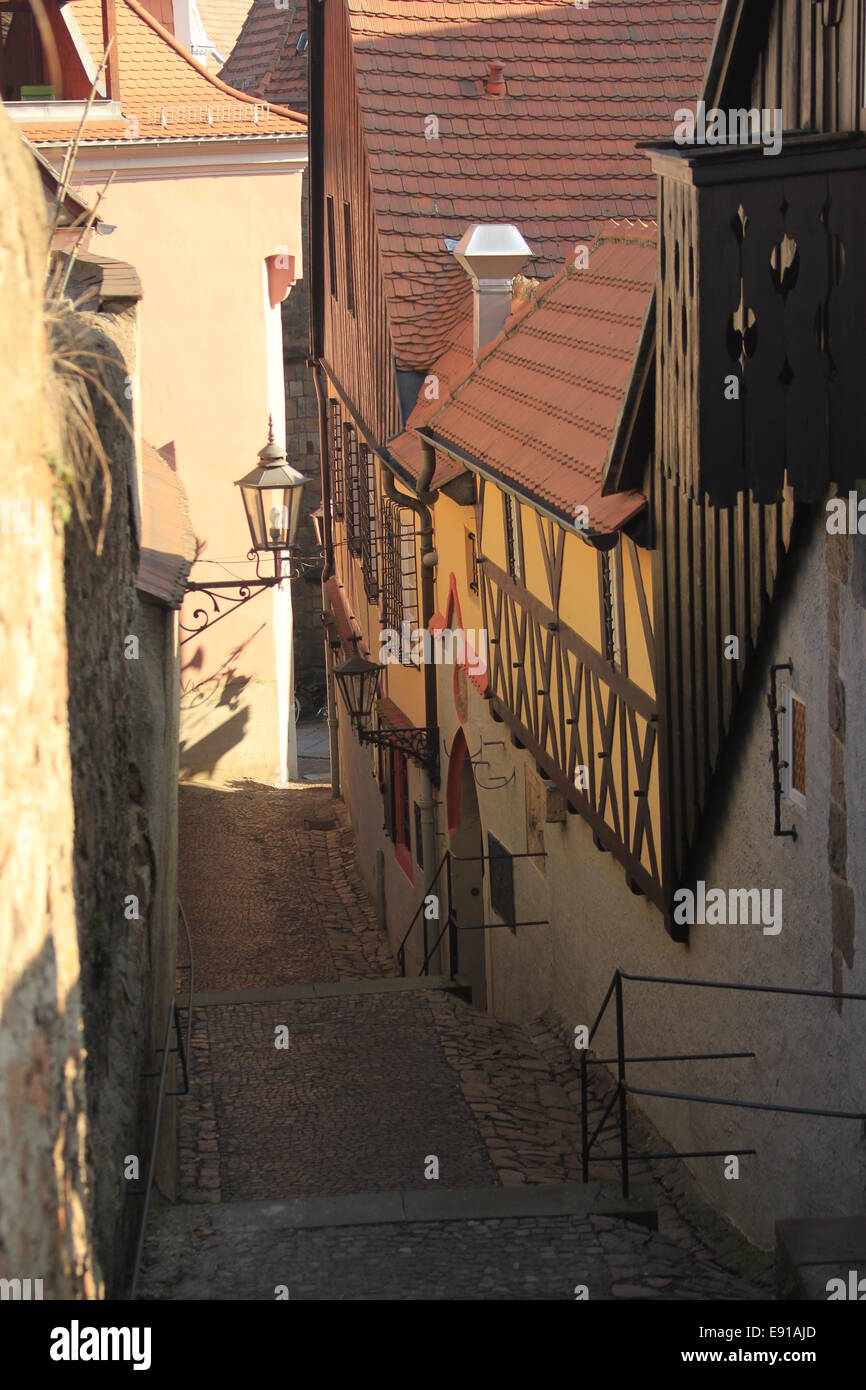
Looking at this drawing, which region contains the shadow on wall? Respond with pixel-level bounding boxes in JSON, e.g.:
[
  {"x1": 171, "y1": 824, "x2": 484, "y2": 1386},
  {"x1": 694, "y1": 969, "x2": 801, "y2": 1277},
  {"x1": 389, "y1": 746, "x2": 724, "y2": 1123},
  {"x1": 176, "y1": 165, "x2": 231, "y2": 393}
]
[
  {"x1": 179, "y1": 707, "x2": 251, "y2": 782},
  {"x1": 0, "y1": 939, "x2": 96, "y2": 1298}
]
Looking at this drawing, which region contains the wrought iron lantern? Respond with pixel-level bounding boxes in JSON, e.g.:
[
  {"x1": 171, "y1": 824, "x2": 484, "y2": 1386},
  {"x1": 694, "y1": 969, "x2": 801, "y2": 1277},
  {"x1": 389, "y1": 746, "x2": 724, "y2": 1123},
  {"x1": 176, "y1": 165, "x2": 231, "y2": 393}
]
[
  {"x1": 234, "y1": 418, "x2": 309, "y2": 559},
  {"x1": 332, "y1": 634, "x2": 439, "y2": 777},
  {"x1": 334, "y1": 636, "x2": 382, "y2": 732},
  {"x1": 180, "y1": 418, "x2": 322, "y2": 646}
]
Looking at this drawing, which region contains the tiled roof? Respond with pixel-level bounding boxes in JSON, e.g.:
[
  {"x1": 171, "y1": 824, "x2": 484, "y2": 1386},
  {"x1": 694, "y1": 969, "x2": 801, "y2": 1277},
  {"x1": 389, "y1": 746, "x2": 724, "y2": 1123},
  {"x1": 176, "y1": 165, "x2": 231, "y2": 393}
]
[
  {"x1": 16, "y1": 0, "x2": 306, "y2": 144},
  {"x1": 220, "y1": 0, "x2": 308, "y2": 111},
  {"x1": 392, "y1": 222, "x2": 656, "y2": 534},
  {"x1": 196, "y1": 0, "x2": 253, "y2": 66},
  {"x1": 343, "y1": 0, "x2": 719, "y2": 369}
]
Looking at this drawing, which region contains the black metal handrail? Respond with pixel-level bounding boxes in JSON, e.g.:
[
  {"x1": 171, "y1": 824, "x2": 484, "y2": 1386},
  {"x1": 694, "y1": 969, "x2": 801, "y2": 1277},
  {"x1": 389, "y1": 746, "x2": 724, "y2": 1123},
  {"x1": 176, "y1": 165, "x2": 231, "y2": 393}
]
[
  {"x1": 129, "y1": 898, "x2": 195, "y2": 1300},
  {"x1": 396, "y1": 848, "x2": 549, "y2": 980},
  {"x1": 397, "y1": 850, "x2": 453, "y2": 978},
  {"x1": 581, "y1": 968, "x2": 866, "y2": 1198}
]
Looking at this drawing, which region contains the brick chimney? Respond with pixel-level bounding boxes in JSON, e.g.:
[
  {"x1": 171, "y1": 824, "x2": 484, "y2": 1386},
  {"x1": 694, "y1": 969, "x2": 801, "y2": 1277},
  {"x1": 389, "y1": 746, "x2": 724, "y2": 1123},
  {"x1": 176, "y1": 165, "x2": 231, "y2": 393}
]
[{"x1": 486, "y1": 60, "x2": 506, "y2": 96}]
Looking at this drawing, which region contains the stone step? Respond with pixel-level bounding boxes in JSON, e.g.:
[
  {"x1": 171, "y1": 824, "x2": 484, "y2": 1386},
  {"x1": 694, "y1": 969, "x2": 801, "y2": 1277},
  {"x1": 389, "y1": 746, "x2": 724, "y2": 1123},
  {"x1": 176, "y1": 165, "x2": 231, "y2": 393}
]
[
  {"x1": 183, "y1": 974, "x2": 471, "y2": 1008},
  {"x1": 148, "y1": 1180, "x2": 656, "y2": 1236},
  {"x1": 775, "y1": 1216, "x2": 866, "y2": 1299}
]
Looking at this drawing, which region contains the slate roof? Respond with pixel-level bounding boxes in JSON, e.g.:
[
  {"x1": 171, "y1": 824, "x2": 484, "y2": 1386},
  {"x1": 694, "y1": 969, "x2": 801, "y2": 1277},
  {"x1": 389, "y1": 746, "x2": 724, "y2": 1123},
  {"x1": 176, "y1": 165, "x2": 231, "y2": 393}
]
[
  {"x1": 391, "y1": 222, "x2": 656, "y2": 534},
  {"x1": 15, "y1": 0, "x2": 306, "y2": 144},
  {"x1": 219, "y1": 0, "x2": 308, "y2": 110},
  {"x1": 342, "y1": 0, "x2": 719, "y2": 370}
]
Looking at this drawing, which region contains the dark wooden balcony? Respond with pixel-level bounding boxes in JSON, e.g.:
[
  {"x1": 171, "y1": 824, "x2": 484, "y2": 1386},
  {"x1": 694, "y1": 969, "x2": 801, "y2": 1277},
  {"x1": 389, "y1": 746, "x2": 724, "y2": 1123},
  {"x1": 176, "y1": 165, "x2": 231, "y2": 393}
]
[{"x1": 648, "y1": 132, "x2": 866, "y2": 507}]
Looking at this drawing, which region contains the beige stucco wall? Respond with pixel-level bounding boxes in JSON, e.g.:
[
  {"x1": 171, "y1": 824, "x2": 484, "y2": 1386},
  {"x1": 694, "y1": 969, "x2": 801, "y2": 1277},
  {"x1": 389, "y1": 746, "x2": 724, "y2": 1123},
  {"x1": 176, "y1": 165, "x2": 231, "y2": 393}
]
[{"x1": 95, "y1": 164, "x2": 305, "y2": 781}]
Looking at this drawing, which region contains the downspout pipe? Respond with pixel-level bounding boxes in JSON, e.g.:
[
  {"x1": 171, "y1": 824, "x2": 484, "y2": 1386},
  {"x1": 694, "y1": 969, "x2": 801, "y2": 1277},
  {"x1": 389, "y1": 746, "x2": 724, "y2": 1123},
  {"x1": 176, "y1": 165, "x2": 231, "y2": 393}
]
[{"x1": 383, "y1": 442, "x2": 440, "y2": 968}]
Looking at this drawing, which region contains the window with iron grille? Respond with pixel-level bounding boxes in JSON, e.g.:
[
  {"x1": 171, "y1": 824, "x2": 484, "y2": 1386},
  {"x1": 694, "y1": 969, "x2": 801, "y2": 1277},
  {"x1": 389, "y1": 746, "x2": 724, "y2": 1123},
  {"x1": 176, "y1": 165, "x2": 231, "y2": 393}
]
[
  {"x1": 330, "y1": 399, "x2": 343, "y2": 517},
  {"x1": 504, "y1": 492, "x2": 522, "y2": 583},
  {"x1": 381, "y1": 495, "x2": 418, "y2": 639},
  {"x1": 391, "y1": 749, "x2": 412, "y2": 881},
  {"x1": 343, "y1": 423, "x2": 361, "y2": 553},
  {"x1": 359, "y1": 443, "x2": 379, "y2": 601},
  {"x1": 600, "y1": 548, "x2": 623, "y2": 671},
  {"x1": 781, "y1": 686, "x2": 806, "y2": 808}
]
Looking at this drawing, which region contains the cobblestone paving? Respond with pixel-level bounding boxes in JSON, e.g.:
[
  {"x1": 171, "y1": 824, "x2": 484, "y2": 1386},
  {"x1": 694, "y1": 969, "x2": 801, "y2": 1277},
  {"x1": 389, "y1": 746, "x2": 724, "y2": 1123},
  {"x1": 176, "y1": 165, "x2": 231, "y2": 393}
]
[
  {"x1": 427, "y1": 992, "x2": 772, "y2": 1291},
  {"x1": 180, "y1": 991, "x2": 496, "y2": 1203},
  {"x1": 160, "y1": 782, "x2": 773, "y2": 1301},
  {"x1": 178, "y1": 781, "x2": 394, "y2": 992},
  {"x1": 140, "y1": 1201, "x2": 760, "y2": 1301}
]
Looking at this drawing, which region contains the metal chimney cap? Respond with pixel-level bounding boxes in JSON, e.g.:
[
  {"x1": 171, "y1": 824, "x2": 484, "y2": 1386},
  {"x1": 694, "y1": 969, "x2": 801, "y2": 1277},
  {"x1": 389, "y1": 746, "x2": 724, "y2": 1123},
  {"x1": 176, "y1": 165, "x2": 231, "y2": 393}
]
[{"x1": 453, "y1": 223, "x2": 533, "y2": 282}]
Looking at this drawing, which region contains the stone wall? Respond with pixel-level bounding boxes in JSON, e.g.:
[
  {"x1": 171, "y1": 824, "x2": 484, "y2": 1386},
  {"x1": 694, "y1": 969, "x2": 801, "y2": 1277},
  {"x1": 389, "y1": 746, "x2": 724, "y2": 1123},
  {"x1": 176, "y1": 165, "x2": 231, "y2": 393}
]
[
  {"x1": 0, "y1": 112, "x2": 180, "y2": 1298},
  {"x1": 0, "y1": 108, "x2": 95, "y2": 1300}
]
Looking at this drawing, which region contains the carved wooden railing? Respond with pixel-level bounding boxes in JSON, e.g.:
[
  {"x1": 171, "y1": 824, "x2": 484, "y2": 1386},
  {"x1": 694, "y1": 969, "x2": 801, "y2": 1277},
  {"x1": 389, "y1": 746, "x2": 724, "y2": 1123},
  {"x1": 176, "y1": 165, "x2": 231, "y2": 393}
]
[{"x1": 480, "y1": 559, "x2": 663, "y2": 909}]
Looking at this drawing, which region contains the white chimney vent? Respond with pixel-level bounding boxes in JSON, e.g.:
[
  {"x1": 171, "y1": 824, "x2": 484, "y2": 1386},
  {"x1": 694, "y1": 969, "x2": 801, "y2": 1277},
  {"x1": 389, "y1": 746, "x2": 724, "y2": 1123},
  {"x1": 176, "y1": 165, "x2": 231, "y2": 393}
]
[{"x1": 453, "y1": 223, "x2": 533, "y2": 359}]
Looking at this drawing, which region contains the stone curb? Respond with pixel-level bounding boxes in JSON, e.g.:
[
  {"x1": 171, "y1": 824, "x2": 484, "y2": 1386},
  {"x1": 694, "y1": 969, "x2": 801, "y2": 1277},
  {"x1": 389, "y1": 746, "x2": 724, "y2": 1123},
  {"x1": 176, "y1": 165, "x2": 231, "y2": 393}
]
[
  {"x1": 183, "y1": 976, "x2": 463, "y2": 1007},
  {"x1": 156, "y1": 1182, "x2": 657, "y2": 1233}
]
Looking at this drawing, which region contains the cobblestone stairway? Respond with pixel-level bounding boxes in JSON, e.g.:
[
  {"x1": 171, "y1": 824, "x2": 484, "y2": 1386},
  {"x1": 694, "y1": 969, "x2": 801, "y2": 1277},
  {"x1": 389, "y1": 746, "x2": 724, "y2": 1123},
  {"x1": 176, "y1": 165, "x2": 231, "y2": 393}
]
[{"x1": 138, "y1": 780, "x2": 771, "y2": 1301}]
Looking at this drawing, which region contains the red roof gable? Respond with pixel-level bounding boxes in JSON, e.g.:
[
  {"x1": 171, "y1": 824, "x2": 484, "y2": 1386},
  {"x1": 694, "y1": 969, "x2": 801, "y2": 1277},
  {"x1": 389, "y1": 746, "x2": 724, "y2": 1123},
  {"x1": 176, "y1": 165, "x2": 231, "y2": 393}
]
[
  {"x1": 392, "y1": 222, "x2": 656, "y2": 534},
  {"x1": 343, "y1": 0, "x2": 719, "y2": 369},
  {"x1": 220, "y1": 0, "x2": 308, "y2": 111},
  {"x1": 16, "y1": 0, "x2": 306, "y2": 144}
]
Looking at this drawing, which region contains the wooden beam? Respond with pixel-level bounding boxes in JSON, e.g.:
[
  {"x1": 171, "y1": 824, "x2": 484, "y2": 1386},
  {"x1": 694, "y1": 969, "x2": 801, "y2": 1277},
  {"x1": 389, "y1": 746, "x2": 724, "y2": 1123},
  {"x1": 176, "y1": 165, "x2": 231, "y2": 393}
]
[{"x1": 101, "y1": 0, "x2": 120, "y2": 102}]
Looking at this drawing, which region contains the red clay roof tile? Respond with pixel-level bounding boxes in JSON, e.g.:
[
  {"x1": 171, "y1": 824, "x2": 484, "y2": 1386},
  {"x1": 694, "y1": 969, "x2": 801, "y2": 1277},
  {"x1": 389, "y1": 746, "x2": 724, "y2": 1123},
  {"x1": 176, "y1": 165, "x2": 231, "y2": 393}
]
[
  {"x1": 219, "y1": 0, "x2": 308, "y2": 111},
  {"x1": 343, "y1": 0, "x2": 717, "y2": 367},
  {"x1": 17, "y1": 0, "x2": 305, "y2": 144},
  {"x1": 390, "y1": 222, "x2": 656, "y2": 533}
]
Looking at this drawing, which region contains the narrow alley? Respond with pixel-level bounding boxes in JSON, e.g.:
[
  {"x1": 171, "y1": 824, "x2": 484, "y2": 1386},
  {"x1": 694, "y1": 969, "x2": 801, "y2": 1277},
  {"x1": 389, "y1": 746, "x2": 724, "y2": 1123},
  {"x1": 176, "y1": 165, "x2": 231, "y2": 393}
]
[{"x1": 138, "y1": 741, "x2": 770, "y2": 1301}]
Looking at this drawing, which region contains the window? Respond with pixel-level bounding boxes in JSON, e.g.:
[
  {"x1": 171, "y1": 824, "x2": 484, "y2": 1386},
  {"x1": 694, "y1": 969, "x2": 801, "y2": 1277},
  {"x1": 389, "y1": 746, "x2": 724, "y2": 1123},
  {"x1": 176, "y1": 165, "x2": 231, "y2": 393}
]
[
  {"x1": 359, "y1": 443, "x2": 379, "y2": 601},
  {"x1": 466, "y1": 529, "x2": 479, "y2": 594},
  {"x1": 488, "y1": 832, "x2": 515, "y2": 935},
  {"x1": 781, "y1": 686, "x2": 806, "y2": 809},
  {"x1": 326, "y1": 197, "x2": 338, "y2": 300},
  {"x1": 343, "y1": 202, "x2": 356, "y2": 316},
  {"x1": 344, "y1": 423, "x2": 360, "y2": 553},
  {"x1": 391, "y1": 750, "x2": 412, "y2": 880},
  {"x1": 330, "y1": 399, "x2": 343, "y2": 517},
  {"x1": 600, "y1": 547, "x2": 623, "y2": 672},
  {"x1": 381, "y1": 495, "x2": 418, "y2": 637},
  {"x1": 503, "y1": 492, "x2": 522, "y2": 584}
]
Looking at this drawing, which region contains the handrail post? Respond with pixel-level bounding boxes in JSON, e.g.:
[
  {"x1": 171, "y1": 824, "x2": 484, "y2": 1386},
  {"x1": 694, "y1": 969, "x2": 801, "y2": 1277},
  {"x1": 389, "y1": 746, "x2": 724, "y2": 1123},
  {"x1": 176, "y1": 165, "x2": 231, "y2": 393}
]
[
  {"x1": 614, "y1": 969, "x2": 629, "y2": 1199},
  {"x1": 445, "y1": 852, "x2": 458, "y2": 979},
  {"x1": 422, "y1": 905, "x2": 429, "y2": 977}
]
